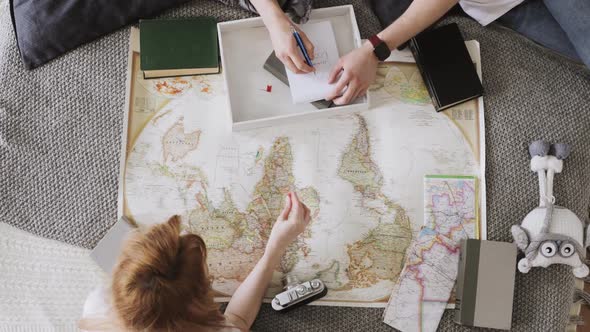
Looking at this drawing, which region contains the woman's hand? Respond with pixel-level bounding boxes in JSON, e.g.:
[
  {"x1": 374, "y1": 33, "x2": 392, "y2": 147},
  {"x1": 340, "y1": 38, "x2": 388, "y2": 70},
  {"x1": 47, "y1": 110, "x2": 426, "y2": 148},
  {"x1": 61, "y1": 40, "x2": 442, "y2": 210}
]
[
  {"x1": 266, "y1": 192, "x2": 311, "y2": 255},
  {"x1": 325, "y1": 42, "x2": 378, "y2": 105},
  {"x1": 225, "y1": 191, "x2": 310, "y2": 330},
  {"x1": 265, "y1": 13, "x2": 315, "y2": 74}
]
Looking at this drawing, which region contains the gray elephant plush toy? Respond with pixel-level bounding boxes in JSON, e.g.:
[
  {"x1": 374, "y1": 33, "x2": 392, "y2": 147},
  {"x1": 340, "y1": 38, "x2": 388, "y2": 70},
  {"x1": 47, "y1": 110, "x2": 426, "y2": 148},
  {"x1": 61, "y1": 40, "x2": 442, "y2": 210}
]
[{"x1": 511, "y1": 141, "x2": 589, "y2": 278}]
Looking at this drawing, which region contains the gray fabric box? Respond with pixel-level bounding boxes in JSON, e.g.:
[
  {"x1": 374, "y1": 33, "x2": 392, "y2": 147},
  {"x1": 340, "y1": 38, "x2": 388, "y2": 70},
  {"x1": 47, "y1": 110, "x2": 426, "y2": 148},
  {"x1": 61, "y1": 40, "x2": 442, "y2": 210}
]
[
  {"x1": 455, "y1": 239, "x2": 517, "y2": 330},
  {"x1": 89, "y1": 217, "x2": 134, "y2": 274}
]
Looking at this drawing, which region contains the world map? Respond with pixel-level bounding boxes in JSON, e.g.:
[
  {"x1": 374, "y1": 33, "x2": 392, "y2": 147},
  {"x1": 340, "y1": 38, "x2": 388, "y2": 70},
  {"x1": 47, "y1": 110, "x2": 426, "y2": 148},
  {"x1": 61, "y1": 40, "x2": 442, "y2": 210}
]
[
  {"x1": 372, "y1": 62, "x2": 431, "y2": 105},
  {"x1": 120, "y1": 31, "x2": 484, "y2": 306}
]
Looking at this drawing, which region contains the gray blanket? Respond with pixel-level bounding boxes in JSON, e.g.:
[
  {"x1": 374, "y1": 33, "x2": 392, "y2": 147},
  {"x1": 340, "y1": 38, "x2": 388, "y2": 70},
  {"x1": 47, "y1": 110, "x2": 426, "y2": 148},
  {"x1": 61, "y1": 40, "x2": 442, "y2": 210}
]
[{"x1": 1, "y1": 0, "x2": 589, "y2": 331}]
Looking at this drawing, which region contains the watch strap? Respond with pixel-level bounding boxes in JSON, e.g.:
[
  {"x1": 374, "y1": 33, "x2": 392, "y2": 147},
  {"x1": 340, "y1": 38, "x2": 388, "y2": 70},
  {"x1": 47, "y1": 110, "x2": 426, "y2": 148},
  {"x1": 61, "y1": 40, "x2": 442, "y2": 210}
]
[
  {"x1": 369, "y1": 34, "x2": 391, "y2": 61},
  {"x1": 369, "y1": 35, "x2": 382, "y2": 48}
]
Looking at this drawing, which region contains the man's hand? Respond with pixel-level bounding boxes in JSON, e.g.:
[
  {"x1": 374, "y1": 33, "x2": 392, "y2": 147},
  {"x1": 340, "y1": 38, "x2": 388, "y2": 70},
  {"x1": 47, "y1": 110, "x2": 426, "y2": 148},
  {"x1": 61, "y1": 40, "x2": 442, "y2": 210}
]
[
  {"x1": 325, "y1": 42, "x2": 378, "y2": 105},
  {"x1": 266, "y1": 14, "x2": 315, "y2": 74},
  {"x1": 266, "y1": 192, "x2": 311, "y2": 255}
]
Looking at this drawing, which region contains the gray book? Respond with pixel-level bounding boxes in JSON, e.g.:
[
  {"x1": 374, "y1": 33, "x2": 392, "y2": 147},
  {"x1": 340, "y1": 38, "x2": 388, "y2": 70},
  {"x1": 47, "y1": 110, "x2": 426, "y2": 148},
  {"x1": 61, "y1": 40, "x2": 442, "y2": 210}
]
[
  {"x1": 90, "y1": 217, "x2": 135, "y2": 274},
  {"x1": 455, "y1": 239, "x2": 517, "y2": 330},
  {"x1": 263, "y1": 51, "x2": 333, "y2": 109}
]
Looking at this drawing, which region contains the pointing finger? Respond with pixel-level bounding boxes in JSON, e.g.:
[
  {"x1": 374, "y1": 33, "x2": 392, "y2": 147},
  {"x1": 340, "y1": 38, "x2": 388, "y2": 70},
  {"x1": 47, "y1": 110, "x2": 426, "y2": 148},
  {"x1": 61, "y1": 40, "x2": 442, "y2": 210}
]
[
  {"x1": 279, "y1": 194, "x2": 292, "y2": 220},
  {"x1": 326, "y1": 73, "x2": 349, "y2": 101},
  {"x1": 334, "y1": 80, "x2": 358, "y2": 105},
  {"x1": 298, "y1": 29, "x2": 315, "y2": 60},
  {"x1": 291, "y1": 191, "x2": 301, "y2": 213},
  {"x1": 327, "y1": 61, "x2": 343, "y2": 84},
  {"x1": 282, "y1": 56, "x2": 303, "y2": 74},
  {"x1": 348, "y1": 85, "x2": 364, "y2": 104},
  {"x1": 303, "y1": 204, "x2": 311, "y2": 223},
  {"x1": 290, "y1": 54, "x2": 313, "y2": 73}
]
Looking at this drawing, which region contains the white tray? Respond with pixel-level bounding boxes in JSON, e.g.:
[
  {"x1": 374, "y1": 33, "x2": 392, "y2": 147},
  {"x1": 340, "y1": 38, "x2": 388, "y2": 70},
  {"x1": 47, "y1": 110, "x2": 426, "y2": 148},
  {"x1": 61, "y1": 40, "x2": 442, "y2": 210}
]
[{"x1": 218, "y1": 5, "x2": 369, "y2": 131}]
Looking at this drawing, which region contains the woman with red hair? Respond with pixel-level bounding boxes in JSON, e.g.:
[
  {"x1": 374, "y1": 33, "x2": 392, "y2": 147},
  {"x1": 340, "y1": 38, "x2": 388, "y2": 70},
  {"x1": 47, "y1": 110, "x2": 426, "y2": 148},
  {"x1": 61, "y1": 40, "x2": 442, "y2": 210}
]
[{"x1": 80, "y1": 191, "x2": 311, "y2": 331}]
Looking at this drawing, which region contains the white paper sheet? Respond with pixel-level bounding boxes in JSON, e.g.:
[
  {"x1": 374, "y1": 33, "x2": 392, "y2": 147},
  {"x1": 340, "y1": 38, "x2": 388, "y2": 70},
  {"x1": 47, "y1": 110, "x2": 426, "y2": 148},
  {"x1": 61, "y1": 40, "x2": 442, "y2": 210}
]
[{"x1": 286, "y1": 21, "x2": 340, "y2": 104}]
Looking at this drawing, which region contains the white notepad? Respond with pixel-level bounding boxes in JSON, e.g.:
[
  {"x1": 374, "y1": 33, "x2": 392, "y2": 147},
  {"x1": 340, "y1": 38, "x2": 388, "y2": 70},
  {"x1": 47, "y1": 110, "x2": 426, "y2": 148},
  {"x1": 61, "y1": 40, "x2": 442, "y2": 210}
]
[{"x1": 286, "y1": 21, "x2": 340, "y2": 104}]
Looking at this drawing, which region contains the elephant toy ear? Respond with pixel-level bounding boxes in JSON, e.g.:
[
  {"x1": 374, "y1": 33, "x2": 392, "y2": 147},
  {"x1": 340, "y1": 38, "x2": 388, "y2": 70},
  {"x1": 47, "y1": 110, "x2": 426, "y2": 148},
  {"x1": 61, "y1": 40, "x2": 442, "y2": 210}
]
[
  {"x1": 518, "y1": 258, "x2": 532, "y2": 273},
  {"x1": 529, "y1": 140, "x2": 550, "y2": 157},
  {"x1": 549, "y1": 143, "x2": 571, "y2": 160},
  {"x1": 573, "y1": 264, "x2": 589, "y2": 278},
  {"x1": 585, "y1": 226, "x2": 590, "y2": 251},
  {"x1": 529, "y1": 141, "x2": 551, "y2": 157},
  {"x1": 511, "y1": 225, "x2": 529, "y2": 251}
]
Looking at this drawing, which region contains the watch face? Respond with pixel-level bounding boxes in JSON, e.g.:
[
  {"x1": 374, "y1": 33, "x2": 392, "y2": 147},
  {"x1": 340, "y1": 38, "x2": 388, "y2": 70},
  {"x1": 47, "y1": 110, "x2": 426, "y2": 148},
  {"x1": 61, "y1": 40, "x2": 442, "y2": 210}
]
[{"x1": 374, "y1": 42, "x2": 391, "y2": 61}]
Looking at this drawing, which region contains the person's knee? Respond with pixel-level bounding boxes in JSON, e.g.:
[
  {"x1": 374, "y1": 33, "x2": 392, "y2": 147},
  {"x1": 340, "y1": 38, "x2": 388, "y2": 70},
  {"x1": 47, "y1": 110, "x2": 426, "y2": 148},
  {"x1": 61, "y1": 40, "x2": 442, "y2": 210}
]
[
  {"x1": 572, "y1": 43, "x2": 590, "y2": 69},
  {"x1": 542, "y1": 0, "x2": 590, "y2": 68}
]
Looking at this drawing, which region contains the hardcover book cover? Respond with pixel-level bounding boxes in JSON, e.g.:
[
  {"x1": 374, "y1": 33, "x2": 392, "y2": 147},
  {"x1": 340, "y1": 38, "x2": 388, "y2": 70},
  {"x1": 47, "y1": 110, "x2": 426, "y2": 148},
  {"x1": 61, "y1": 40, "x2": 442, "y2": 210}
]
[
  {"x1": 409, "y1": 23, "x2": 483, "y2": 112},
  {"x1": 140, "y1": 17, "x2": 219, "y2": 79}
]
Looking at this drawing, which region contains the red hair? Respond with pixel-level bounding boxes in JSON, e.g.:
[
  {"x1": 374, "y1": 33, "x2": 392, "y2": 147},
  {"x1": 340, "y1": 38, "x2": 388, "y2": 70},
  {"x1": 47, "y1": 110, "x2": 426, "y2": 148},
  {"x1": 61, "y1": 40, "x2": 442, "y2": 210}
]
[{"x1": 81, "y1": 215, "x2": 226, "y2": 331}]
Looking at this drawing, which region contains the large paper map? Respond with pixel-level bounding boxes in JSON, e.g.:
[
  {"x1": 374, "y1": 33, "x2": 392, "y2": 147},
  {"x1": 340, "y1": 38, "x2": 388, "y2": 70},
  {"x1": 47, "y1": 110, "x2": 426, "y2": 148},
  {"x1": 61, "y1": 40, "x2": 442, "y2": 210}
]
[{"x1": 119, "y1": 29, "x2": 485, "y2": 306}]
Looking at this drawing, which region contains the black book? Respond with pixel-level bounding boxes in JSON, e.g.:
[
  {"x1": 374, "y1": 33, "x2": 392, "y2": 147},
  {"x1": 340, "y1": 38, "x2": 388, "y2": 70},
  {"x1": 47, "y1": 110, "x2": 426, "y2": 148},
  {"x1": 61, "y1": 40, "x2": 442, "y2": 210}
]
[
  {"x1": 263, "y1": 51, "x2": 333, "y2": 109},
  {"x1": 409, "y1": 23, "x2": 483, "y2": 112}
]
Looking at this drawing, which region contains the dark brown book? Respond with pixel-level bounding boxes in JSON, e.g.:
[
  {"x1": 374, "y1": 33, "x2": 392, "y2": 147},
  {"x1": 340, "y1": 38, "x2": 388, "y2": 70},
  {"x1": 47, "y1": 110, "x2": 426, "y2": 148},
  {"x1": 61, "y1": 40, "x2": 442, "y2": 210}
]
[{"x1": 409, "y1": 23, "x2": 483, "y2": 112}]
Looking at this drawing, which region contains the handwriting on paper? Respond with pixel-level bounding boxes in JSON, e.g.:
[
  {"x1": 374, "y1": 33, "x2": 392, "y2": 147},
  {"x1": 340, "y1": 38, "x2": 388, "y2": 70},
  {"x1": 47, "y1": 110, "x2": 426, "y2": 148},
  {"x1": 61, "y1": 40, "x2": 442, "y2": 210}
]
[{"x1": 286, "y1": 21, "x2": 340, "y2": 104}]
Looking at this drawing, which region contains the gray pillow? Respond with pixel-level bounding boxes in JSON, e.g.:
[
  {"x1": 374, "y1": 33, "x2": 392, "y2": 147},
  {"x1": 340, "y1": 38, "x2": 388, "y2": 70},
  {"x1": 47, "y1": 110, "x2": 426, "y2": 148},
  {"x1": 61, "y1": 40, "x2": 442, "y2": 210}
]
[{"x1": 9, "y1": 0, "x2": 190, "y2": 69}]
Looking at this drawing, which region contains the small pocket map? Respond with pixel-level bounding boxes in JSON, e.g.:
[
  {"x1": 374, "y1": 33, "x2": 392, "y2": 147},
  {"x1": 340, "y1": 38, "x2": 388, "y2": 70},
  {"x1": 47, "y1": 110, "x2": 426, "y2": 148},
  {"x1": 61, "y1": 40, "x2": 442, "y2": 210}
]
[
  {"x1": 383, "y1": 175, "x2": 478, "y2": 332},
  {"x1": 423, "y1": 175, "x2": 478, "y2": 241}
]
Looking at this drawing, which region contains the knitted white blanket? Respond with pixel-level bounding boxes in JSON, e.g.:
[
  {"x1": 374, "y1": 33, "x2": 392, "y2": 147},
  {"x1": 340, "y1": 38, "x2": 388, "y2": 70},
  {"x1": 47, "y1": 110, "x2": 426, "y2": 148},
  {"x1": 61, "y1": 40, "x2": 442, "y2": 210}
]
[{"x1": 0, "y1": 223, "x2": 104, "y2": 332}]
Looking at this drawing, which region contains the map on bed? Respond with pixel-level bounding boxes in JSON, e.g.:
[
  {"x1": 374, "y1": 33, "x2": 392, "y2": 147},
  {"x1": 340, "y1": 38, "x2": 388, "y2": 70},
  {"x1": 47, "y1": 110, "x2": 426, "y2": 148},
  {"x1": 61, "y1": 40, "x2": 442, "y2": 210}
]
[{"x1": 118, "y1": 28, "x2": 486, "y2": 307}]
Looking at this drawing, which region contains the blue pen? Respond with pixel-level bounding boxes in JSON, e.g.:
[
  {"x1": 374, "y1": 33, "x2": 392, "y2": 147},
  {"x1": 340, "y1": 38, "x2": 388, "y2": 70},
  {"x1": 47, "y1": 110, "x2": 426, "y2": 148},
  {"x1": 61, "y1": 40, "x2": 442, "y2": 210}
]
[{"x1": 292, "y1": 27, "x2": 314, "y2": 72}]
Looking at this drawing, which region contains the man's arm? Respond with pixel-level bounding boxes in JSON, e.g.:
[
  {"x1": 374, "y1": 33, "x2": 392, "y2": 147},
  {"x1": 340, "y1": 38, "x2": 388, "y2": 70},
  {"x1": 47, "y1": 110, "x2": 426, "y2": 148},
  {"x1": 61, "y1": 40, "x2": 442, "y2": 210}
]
[
  {"x1": 376, "y1": 0, "x2": 459, "y2": 50},
  {"x1": 224, "y1": 192, "x2": 311, "y2": 331},
  {"x1": 326, "y1": 0, "x2": 459, "y2": 105}
]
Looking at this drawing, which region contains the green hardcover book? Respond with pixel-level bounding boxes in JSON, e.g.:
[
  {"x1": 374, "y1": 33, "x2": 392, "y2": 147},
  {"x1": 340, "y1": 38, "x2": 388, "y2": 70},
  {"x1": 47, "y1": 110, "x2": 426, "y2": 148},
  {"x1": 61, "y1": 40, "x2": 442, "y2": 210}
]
[{"x1": 140, "y1": 17, "x2": 219, "y2": 79}]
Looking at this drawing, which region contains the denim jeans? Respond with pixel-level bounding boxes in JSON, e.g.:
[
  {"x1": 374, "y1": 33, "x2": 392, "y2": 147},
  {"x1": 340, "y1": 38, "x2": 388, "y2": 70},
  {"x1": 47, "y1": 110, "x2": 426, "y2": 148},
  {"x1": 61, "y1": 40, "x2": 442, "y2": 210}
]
[
  {"x1": 370, "y1": 0, "x2": 590, "y2": 68},
  {"x1": 498, "y1": 0, "x2": 590, "y2": 67}
]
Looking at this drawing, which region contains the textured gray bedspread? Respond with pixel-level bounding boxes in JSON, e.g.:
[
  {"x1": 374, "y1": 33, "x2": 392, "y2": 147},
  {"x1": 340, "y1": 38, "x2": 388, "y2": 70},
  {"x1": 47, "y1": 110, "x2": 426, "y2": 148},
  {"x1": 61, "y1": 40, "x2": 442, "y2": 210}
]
[{"x1": 1, "y1": 0, "x2": 589, "y2": 331}]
